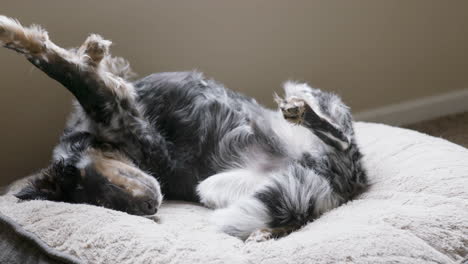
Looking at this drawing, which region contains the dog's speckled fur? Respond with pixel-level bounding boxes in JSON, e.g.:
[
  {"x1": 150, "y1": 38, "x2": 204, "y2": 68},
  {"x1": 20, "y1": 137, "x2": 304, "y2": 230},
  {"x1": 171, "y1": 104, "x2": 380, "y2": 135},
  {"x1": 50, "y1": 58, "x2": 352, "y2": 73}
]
[{"x1": 0, "y1": 15, "x2": 367, "y2": 240}]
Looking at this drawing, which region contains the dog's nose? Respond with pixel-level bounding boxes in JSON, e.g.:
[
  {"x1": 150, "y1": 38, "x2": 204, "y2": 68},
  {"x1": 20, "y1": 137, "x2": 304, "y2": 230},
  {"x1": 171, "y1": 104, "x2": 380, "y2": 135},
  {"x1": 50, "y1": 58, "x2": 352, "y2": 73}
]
[{"x1": 142, "y1": 199, "x2": 158, "y2": 215}]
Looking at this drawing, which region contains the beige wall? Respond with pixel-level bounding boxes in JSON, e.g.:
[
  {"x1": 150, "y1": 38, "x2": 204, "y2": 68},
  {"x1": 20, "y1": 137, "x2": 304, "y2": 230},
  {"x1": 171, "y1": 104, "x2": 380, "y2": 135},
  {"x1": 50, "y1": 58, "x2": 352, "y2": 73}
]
[{"x1": 1, "y1": 0, "x2": 468, "y2": 186}]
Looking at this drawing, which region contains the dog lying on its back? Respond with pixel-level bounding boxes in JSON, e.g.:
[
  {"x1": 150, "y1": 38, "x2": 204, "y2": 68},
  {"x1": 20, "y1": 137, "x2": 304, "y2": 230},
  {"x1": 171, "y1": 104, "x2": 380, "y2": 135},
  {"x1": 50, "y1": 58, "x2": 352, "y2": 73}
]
[{"x1": 0, "y1": 16, "x2": 368, "y2": 241}]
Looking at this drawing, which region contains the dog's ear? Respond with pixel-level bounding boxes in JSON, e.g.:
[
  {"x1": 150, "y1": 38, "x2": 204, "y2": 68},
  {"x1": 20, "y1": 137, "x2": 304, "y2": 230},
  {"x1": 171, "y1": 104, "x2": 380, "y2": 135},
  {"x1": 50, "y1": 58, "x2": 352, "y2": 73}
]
[
  {"x1": 15, "y1": 175, "x2": 60, "y2": 201},
  {"x1": 15, "y1": 161, "x2": 80, "y2": 202},
  {"x1": 15, "y1": 185, "x2": 49, "y2": 200}
]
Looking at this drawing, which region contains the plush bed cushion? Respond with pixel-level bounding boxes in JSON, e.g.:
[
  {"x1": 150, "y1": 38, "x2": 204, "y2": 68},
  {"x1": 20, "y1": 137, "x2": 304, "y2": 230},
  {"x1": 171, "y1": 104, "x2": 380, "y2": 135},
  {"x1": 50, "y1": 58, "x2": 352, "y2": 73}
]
[{"x1": 0, "y1": 122, "x2": 467, "y2": 264}]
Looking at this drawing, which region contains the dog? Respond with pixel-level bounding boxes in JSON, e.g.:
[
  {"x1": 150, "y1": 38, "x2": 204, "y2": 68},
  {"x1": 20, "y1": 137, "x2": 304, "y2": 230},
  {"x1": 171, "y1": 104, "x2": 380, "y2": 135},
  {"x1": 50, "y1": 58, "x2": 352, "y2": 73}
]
[{"x1": 0, "y1": 16, "x2": 368, "y2": 241}]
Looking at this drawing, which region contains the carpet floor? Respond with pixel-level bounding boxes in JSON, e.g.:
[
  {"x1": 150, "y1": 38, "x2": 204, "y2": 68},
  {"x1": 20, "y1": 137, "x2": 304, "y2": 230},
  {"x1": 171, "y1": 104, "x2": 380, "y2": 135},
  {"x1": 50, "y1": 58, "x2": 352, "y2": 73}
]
[{"x1": 405, "y1": 112, "x2": 468, "y2": 148}]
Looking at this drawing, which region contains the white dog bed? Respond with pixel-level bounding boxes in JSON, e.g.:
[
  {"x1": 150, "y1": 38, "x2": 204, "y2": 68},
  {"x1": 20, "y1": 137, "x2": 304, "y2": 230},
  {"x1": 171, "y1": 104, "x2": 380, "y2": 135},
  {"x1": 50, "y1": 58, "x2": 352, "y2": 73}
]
[{"x1": 0, "y1": 122, "x2": 467, "y2": 264}]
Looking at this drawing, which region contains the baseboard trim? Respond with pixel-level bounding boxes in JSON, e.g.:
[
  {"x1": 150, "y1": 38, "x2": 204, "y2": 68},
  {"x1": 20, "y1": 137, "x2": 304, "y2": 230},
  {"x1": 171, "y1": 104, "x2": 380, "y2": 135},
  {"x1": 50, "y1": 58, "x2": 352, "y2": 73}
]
[{"x1": 354, "y1": 88, "x2": 468, "y2": 126}]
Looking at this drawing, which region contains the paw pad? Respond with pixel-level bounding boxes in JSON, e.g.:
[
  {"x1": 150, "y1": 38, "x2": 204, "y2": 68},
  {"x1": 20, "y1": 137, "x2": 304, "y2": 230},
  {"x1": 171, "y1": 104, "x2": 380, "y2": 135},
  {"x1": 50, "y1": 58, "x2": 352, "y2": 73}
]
[
  {"x1": 83, "y1": 34, "x2": 111, "y2": 63},
  {"x1": 277, "y1": 96, "x2": 307, "y2": 124}
]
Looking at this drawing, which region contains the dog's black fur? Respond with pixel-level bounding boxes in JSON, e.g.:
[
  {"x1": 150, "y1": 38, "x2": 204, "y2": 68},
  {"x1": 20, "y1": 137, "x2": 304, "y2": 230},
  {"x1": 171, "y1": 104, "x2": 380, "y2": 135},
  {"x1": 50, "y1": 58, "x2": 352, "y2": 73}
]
[{"x1": 0, "y1": 16, "x2": 368, "y2": 241}]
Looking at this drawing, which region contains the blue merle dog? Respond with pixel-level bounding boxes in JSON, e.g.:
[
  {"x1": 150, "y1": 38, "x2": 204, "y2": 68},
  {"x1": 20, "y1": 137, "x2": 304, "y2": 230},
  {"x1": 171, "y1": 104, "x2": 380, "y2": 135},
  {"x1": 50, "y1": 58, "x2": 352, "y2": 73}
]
[{"x1": 0, "y1": 16, "x2": 367, "y2": 241}]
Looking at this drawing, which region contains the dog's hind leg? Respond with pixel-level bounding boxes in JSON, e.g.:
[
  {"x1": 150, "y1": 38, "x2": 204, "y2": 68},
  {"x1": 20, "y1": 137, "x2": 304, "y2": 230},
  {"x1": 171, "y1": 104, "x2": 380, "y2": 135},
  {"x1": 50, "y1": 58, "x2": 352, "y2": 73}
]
[
  {"x1": 275, "y1": 82, "x2": 354, "y2": 151},
  {"x1": 212, "y1": 164, "x2": 340, "y2": 241},
  {"x1": 277, "y1": 82, "x2": 368, "y2": 199},
  {"x1": 0, "y1": 16, "x2": 173, "y2": 170}
]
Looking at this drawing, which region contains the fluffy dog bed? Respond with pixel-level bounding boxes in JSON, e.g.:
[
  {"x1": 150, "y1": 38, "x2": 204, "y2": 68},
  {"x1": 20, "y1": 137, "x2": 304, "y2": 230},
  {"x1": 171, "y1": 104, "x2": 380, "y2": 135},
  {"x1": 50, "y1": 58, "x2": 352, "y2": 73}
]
[{"x1": 0, "y1": 122, "x2": 467, "y2": 264}]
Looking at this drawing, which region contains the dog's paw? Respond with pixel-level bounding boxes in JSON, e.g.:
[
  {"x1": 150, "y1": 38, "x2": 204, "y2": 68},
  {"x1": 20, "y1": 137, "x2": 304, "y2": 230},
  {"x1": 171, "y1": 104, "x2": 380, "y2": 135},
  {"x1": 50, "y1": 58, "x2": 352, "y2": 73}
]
[
  {"x1": 0, "y1": 16, "x2": 19, "y2": 44},
  {"x1": 276, "y1": 95, "x2": 307, "y2": 124},
  {"x1": 82, "y1": 34, "x2": 111, "y2": 64},
  {"x1": 0, "y1": 16, "x2": 48, "y2": 54},
  {"x1": 245, "y1": 228, "x2": 273, "y2": 243}
]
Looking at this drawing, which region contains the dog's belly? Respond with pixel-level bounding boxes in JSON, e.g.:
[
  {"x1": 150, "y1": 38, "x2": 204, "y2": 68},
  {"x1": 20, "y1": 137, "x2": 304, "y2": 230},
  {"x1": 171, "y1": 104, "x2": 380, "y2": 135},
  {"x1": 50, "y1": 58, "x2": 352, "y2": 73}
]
[{"x1": 133, "y1": 71, "x2": 325, "y2": 202}]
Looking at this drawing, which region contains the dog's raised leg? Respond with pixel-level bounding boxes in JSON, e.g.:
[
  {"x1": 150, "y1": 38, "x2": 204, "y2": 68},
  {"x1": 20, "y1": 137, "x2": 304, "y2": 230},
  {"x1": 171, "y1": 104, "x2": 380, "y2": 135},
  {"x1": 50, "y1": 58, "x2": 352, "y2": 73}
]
[
  {"x1": 276, "y1": 84, "x2": 368, "y2": 191},
  {"x1": 275, "y1": 90, "x2": 351, "y2": 151},
  {"x1": 0, "y1": 17, "x2": 132, "y2": 125},
  {"x1": 0, "y1": 16, "x2": 173, "y2": 170}
]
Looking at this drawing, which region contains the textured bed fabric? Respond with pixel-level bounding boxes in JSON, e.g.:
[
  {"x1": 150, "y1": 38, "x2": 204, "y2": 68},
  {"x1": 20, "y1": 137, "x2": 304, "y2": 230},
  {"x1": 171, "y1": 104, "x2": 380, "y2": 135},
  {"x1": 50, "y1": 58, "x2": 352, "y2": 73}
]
[
  {"x1": 0, "y1": 122, "x2": 467, "y2": 264},
  {"x1": 0, "y1": 211, "x2": 81, "y2": 264}
]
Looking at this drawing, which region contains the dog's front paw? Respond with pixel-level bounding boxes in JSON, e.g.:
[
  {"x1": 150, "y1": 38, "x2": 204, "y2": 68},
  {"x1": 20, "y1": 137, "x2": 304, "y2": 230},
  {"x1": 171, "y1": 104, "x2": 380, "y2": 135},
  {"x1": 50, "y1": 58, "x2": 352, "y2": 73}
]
[
  {"x1": 0, "y1": 16, "x2": 48, "y2": 54},
  {"x1": 81, "y1": 34, "x2": 112, "y2": 64},
  {"x1": 0, "y1": 16, "x2": 19, "y2": 44}
]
